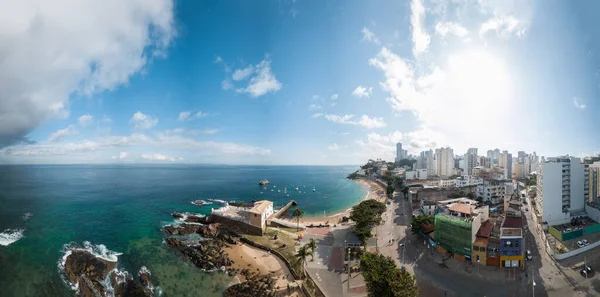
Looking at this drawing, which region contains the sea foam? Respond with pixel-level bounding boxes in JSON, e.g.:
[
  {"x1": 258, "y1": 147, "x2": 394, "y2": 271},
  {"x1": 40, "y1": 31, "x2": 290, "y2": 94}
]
[
  {"x1": 0, "y1": 228, "x2": 24, "y2": 246},
  {"x1": 57, "y1": 241, "x2": 123, "y2": 292}
]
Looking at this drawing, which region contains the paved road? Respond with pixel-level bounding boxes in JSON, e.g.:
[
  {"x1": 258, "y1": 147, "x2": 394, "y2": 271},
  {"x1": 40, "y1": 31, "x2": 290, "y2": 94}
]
[{"x1": 376, "y1": 190, "x2": 561, "y2": 297}]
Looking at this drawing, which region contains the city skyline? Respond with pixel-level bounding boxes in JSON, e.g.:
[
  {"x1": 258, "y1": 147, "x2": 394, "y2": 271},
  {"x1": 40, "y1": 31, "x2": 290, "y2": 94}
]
[{"x1": 1, "y1": 0, "x2": 599, "y2": 165}]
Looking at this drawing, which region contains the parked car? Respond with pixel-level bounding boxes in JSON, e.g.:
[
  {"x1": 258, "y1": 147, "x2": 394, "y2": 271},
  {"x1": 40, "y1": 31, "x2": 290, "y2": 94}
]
[
  {"x1": 582, "y1": 239, "x2": 590, "y2": 246},
  {"x1": 526, "y1": 250, "x2": 533, "y2": 260},
  {"x1": 580, "y1": 266, "x2": 593, "y2": 277},
  {"x1": 577, "y1": 241, "x2": 585, "y2": 248}
]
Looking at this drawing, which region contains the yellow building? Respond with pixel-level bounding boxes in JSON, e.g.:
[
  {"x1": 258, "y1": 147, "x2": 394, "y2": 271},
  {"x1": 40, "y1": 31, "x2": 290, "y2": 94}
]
[{"x1": 472, "y1": 238, "x2": 488, "y2": 265}]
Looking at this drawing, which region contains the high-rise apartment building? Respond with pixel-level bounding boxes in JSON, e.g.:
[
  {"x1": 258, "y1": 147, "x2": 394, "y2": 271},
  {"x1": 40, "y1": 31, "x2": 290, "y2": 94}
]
[
  {"x1": 499, "y1": 151, "x2": 513, "y2": 180},
  {"x1": 464, "y1": 148, "x2": 478, "y2": 176},
  {"x1": 536, "y1": 156, "x2": 589, "y2": 225},
  {"x1": 395, "y1": 142, "x2": 408, "y2": 163},
  {"x1": 589, "y1": 162, "x2": 600, "y2": 203},
  {"x1": 434, "y1": 147, "x2": 455, "y2": 177}
]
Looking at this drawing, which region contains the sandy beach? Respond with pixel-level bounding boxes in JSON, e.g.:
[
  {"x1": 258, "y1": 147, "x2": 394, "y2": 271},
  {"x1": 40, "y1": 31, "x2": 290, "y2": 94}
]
[
  {"x1": 224, "y1": 242, "x2": 296, "y2": 286},
  {"x1": 297, "y1": 177, "x2": 387, "y2": 226}
]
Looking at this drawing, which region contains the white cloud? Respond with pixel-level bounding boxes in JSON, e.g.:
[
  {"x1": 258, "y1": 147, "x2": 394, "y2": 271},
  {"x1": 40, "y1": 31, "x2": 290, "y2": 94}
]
[
  {"x1": 356, "y1": 115, "x2": 386, "y2": 128},
  {"x1": 130, "y1": 112, "x2": 158, "y2": 130},
  {"x1": 100, "y1": 116, "x2": 112, "y2": 124},
  {"x1": 410, "y1": 0, "x2": 430, "y2": 56},
  {"x1": 112, "y1": 152, "x2": 129, "y2": 160},
  {"x1": 352, "y1": 86, "x2": 373, "y2": 98},
  {"x1": 236, "y1": 59, "x2": 282, "y2": 97},
  {"x1": 0, "y1": 0, "x2": 175, "y2": 147},
  {"x1": 479, "y1": 15, "x2": 526, "y2": 38},
  {"x1": 1, "y1": 132, "x2": 270, "y2": 161},
  {"x1": 178, "y1": 110, "x2": 211, "y2": 121},
  {"x1": 221, "y1": 79, "x2": 234, "y2": 90},
  {"x1": 232, "y1": 65, "x2": 254, "y2": 81},
  {"x1": 573, "y1": 97, "x2": 587, "y2": 110},
  {"x1": 328, "y1": 143, "x2": 340, "y2": 151},
  {"x1": 177, "y1": 111, "x2": 191, "y2": 121},
  {"x1": 48, "y1": 125, "x2": 78, "y2": 142},
  {"x1": 215, "y1": 56, "x2": 223, "y2": 63},
  {"x1": 435, "y1": 22, "x2": 468, "y2": 38},
  {"x1": 319, "y1": 114, "x2": 386, "y2": 129},
  {"x1": 311, "y1": 113, "x2": 324, "y2": 118},
  {"x1": 308, "y1": 104, "x2": 322, "y2": 110},
  {"x1": 195, "y1": 111, "x2": 210, "y2": 118},
  {"x1": 141, "y1": 153, "x2": 183, "y2": 162},
  {"x1": 361, "y1": 27, "x2": 380, "y2": 44},
  {"x1": 355, "y1": 131, "x2": 404, "y2": 160},
  {"x1": 78, "y1": 115, "x2": 94, "y2": 127},
  {"x1": 331, "y1": 94, "x2": 339, "y2": 100}
]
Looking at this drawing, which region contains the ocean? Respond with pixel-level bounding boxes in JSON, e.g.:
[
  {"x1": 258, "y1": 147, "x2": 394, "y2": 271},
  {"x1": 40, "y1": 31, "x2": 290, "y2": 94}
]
[{"x1": 0, "y1": 164, "x2": 365, "y2": 297}]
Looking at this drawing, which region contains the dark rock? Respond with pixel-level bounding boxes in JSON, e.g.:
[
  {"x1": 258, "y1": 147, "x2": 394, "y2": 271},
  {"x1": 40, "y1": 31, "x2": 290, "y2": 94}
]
[
  {"x1": 185, "y1": 215, "x2": 208, "y2": 224},
  {"x1": 165, "y1": 237, "x2": 183, "y2": 247},
  {"x1": 164, "y1": 223, "x2": 200, "y2": 236},
  {"x1": 224, "y1": 275, "x2": 276, "y2": 297},
  {"x1": 171, "y1": 212, "x2": 184, "y2": 219},
  {"x1": 64, "y1": 250, "x2": 117, "y2": 295}
]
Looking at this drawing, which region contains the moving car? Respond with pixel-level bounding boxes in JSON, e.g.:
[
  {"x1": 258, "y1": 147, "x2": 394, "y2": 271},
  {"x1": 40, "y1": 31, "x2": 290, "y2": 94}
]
[{"x1": 526, "y1": 250, "x2": 533, "y2": 260}]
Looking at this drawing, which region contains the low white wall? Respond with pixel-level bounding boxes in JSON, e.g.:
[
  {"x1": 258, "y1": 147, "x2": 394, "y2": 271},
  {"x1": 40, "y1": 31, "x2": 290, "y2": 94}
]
[{"x1": 554, "y1": 240, "x2": 600, "y2": 260}]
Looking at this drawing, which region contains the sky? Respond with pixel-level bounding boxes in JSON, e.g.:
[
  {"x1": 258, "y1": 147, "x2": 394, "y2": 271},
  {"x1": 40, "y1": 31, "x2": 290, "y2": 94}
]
[{"x1": 0, "y1": 0, "x2": 599, "y2": 165}]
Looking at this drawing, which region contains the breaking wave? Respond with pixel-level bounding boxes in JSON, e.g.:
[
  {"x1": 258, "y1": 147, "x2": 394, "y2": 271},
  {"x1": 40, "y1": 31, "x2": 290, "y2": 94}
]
[
  {"x1": 57, "y1": 241, "x2": 122, "y2": 291},
  {"x1": 0, "y1": 229, "x2": 24, "y2": 246}
]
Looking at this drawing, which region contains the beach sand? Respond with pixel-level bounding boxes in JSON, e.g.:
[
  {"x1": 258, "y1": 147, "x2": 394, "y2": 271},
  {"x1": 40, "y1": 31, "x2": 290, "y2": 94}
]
[
  {"x1": 298, "y1": 178, "x2": 387, "y2": 226},
  {"x1": 224, "y1": 242, "x2": 296, "y2": 289}
]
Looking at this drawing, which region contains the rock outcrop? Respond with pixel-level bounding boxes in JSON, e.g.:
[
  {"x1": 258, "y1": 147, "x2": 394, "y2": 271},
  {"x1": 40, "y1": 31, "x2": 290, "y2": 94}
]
[
  {"x1": 224, "y1": 271, "x2": 276, "y2": 297},
  {"x1": 63, "y1": 250, "x2": 153, "y2": 297}
]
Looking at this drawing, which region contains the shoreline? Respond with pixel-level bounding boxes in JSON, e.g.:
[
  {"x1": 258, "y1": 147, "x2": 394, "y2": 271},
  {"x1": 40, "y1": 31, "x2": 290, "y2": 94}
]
[{"x1": 293, "y1": 177, "x2": 386, "y2": 226}]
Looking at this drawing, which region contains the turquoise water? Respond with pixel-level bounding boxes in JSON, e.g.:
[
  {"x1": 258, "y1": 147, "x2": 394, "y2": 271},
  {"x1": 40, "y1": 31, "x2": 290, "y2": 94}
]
[{"x1": 0, "y1": 165, "x2": 365, "y2": 297}]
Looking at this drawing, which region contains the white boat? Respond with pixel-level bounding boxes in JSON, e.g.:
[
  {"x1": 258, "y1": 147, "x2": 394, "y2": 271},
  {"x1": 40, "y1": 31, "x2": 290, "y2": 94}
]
[{"x1": 259, "y1": 179, "x2": 270, "y2": 186}]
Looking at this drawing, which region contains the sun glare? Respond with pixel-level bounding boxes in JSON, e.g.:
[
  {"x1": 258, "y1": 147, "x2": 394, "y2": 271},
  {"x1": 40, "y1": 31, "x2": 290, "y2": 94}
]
[{"x1": 447, "y1": 50, "x2": 512, "y2": 109}]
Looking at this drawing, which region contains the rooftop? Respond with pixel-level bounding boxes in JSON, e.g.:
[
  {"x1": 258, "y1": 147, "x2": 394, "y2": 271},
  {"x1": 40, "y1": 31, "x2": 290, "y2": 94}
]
[
  {"x1": 474, "y1": 237, "x2": 489, "y2": 246},
  {"x1": 476, "y1": 221, "x2": 493, "y2": 238},
  {"x1": 501, "y1": 227, "x2": 523, "y2": 237},
  {"x1": 448, "y1": 203, "x2": 474, "y2": 215},
  {"x1": 502, "y1": 216, "x2": 524, "y2": 229},
  {"x1": 422, "y1": 223, "x2": 435, "y2": 234},
  {"x1": 250, "y1": 200, "x2": 273, "y2": 214},
  {"x1": 438, "y1": 197, "x2": 478, "y2": 206}
]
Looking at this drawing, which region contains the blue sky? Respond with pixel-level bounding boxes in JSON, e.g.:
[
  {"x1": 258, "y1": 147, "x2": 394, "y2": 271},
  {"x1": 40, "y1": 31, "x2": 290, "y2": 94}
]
[{"x1": 0, "y1": 0, "x2": 598, "y2": 165}]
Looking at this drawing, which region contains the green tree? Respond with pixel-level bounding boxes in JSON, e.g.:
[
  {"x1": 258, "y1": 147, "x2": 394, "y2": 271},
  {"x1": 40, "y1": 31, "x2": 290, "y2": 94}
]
[
  {"x1": 307, "y1": 238, "x2": 317, "y2": 261},
  {"x1": 349, "y1": 200, "x2": 387, "y2": 246},
  {"x1": 411, "y1": 214, "x2": 434, "y2": 235},
  {"x1": 528, "y1": 174, "x2": 537, "y2": 186},
  {"x1": 292, "y1": 208, "x2": 304, "y2": 231},
  {"x1": 296, "y1": 245, "x2": 311, "y2": 276},
  {"x1": 360, "y1": 252, "x2": 418, "y2": 297},
  {"x1": 397, "y1": 159, "x2": 417, "y2": 168}
]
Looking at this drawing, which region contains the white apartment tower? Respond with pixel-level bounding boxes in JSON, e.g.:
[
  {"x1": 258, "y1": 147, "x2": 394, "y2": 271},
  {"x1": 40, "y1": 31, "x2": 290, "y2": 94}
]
[
  {"x1": 464, "y1": 148, "x2": 478, "y2": 175},
  {"x1": 434, "y1": 147, "x2": 455, "y2": 177},
  {"x1": 536, "y1": 156, "x2": 589, "y2": 225},
  {"x1": 499, "y1": 150, "x2": 513, "y2": 180}
]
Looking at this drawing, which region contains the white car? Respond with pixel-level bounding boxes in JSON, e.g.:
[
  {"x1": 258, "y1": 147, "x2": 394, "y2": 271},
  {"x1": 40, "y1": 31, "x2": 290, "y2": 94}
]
[
  {"x1": 582, "y1": 239, "x2": 590, "y2": 246},
  {"x1": 577, "y1": 241, "x2": 585, "y2": 248}
]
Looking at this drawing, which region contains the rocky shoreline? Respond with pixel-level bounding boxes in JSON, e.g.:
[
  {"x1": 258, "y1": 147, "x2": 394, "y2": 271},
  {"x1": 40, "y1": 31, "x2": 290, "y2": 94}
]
[
  {"x1": 164, "y1": 213, "x2": 278, "y2": 296},
  {"x1": 62, "y1": 249, "x2": 155, "y2": 297}
]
